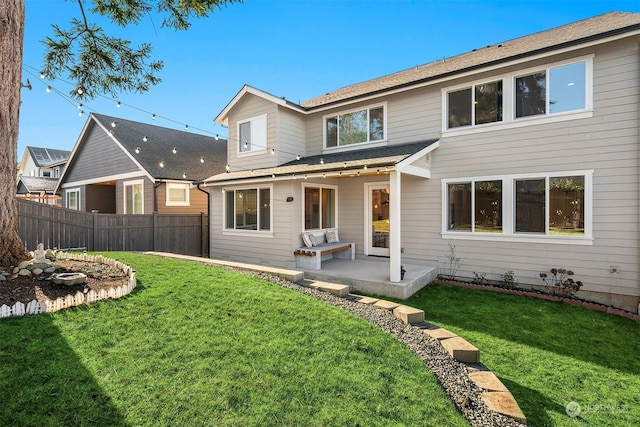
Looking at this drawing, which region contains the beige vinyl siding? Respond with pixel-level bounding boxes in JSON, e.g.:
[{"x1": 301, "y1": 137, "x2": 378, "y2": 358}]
[
  {"x1": 277, "y1": 107, "x2": 306, "y2": 164},
  {"x1": 397, "y1": 38, "x2": 639, "y2": 301},
  {"x1": 227, "y1": 94, "x2": 278, "y2": 171},
  {"x1": 208, "y1": 181, "x2": 297, "y2": 268}
]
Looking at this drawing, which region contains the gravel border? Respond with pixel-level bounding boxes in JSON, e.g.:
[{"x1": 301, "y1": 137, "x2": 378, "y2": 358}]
[{"x1": 227, "y1": 267, "x2": 526, "y2": 427}]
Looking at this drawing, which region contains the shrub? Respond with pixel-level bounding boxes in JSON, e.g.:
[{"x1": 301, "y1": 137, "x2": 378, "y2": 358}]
[
  {"x1": 500, "y1": 270, "x2": 518, "y2": 289},
  {"x1": 540, "y1": 268, "x2": 583, "y2": 297}
]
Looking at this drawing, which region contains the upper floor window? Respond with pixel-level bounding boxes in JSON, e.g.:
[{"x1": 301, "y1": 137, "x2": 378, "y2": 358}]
[
  {"x1": 237, "y1": 114, "x2": 267, "y2": 154},
  {"x1": 448, "y1": 81, "x2": 503, "y2": 128},
  {"x1": 516, "y1": 61, "x2": 586, "y2": 118},
  {"x1": 166, "y1": 182, "x2": 190, "y2": 206},
  {"x1": 325, "y1": 104, "x2": 386, "y2": 148},
  {"x1": 225, "y1": 187, "x2": 271, "y2": 231},
  {"x1": 443, "y1": 170, "x2": 592, "y2": 243},
  {"x1": 443, "y1": 57, "x2": 592, "y2": 132}
]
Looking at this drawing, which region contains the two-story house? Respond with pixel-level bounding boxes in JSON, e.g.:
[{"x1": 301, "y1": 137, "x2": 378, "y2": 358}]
[
  {"x1": 199, "y1": 12, "x2": 640, "y2": 312},
  {"x1": 57, "y1": 113, "x2": 227, "y2": 214},
  {"x1": 17, "y1": 146, "x2": 71, "y2": 205}
]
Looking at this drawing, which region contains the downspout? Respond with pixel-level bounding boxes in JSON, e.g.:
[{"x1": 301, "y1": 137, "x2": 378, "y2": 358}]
[
  {"x1": 153, "y1": 180, "x2": 162, "y2": 213},
  {"x1": 196, "y1": 183, "x2": 211, "y2": 258}
]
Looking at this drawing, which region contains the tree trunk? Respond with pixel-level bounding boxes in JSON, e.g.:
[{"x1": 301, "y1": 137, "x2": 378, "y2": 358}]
[{"x1": 0, "y1": 0, "x2": 28, "y2": 268}]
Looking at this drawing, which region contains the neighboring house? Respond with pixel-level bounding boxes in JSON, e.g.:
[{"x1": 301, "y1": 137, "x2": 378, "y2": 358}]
[
  {"x1": 17, "y1": 146, "x2": 71, "y2": 205},
  {"x1": 199, "y1": 12, "x2": 640, "y2": 312},
  {"x1": 57, "y1": 113, "x2": 227, "y2": 215}
]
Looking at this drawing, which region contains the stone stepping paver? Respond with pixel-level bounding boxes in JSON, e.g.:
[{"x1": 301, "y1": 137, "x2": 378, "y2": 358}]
[
  {"x1": 481, "y1": 391, "x2": 527, "y2": 424},
  {"x1": 423, "y1": 327, "x2": 458, "y2": 340},
  {"x1": 308, "y1": 281, "x2": 350, "y2": 297},
  {"x1": 373, "y1": 299, "x2": 401, "y2": 311},
  {"x1": 440, "y1": 336, "x2": 480, "y2": 363},
  {"x1": 392, "y1": 305, "x2": 425, "y2": 324}
]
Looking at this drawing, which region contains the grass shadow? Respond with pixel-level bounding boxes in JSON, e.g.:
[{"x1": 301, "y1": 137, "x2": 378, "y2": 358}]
[
  {"x1": 401, "y1": 283, "x2": 640, "y2": 374},
  {"x1": 0, "y1": 314, "x2": 128, "y2": 426},
  {"x1": 500, "y1": 377, "x2": 564, "y2": 427}
]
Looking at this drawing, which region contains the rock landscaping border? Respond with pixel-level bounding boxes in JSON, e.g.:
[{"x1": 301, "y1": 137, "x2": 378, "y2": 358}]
[
  {"x1": 0, "y1": 253, "x2": 136, "y2": 319},
  {"x1": 227, "y1": 268, "x2": 528, "y2": 427},
  {"x1": 435, "y1": 279, "x2": 640, "y2": 320}
]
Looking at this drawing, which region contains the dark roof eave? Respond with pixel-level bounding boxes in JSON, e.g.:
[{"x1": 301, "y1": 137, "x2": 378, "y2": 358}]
[{"x1": 304, "y1": 23, "x2": 640, "y2": 111}]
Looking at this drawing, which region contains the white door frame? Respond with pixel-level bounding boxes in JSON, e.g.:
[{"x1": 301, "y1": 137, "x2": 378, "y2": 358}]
[{"x1": 364, "y1": 182, "x2": 391, "y2": 257}]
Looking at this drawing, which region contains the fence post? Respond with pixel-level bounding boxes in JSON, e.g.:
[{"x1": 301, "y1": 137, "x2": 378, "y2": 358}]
[
  {"x1": 201, "y1": 212, "x2": 206, "y2": 258},
  {"x1": 92, "y1": 211, "x2": 99, "y2": 252},
  {"x1": 153, "y1": 212, "x2": 158, "y2": 252}
]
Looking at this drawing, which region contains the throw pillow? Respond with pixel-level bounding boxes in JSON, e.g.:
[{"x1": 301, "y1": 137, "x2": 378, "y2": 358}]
[
  {"x1": 301, "y1": 232, "x2": 313, "y2": 248},
  {"x1": 325, "y1": 229, "x2": 339, "y2": 243},
  {"x1": 308, "y1": 233, "x2": 317, "y2": 246}
]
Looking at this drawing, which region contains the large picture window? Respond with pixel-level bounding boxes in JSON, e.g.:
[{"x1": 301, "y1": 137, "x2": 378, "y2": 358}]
[
  {"x1": 325, "y1": 104, "x2": 385, "y2": 148},
  {"x1": 443, "y1": 172, "x2": 590, "y2": 241},
  {"x1": 124, "y1": 180, "x2": 144, "y2": 214},
  {"x1": 304, "y1": 185, "x2": 336, "y2": 230},
  {"x1": 225, "y1": 187, "x2": 271, "y2": 231}
]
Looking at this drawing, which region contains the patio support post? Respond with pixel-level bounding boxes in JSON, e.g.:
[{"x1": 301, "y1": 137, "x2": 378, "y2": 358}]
[{"x1": 389, "y1": 171, "x2": 401, "y2": 282}]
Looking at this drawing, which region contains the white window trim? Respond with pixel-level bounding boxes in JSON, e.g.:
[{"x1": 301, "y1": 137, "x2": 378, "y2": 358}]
[
  {"x1": 441, "y1": 170, "x2": 593, "y2": 245},
  {"x1": 237, "y1": 114, "x2": 268, "y2": 157},
  {"x1": 66, "y1": 187, "x2": 80, "y2": 211},
  {"x1": 165, "y1": 181, "x2": 191, "y2": 207},
  {"x1": 322, "y1": 102, "x2": 388, "y2": 152},
  {"x1": 221, "y1": 184, "x2": 273, "y2": 237},
  {"x1": 124, "y1": 179, "x2": 145, "y2": 215},
  {"x1": 301, "y1": 182, "x2": 339, "y2": 231},
  {"x1": 442, "y1": 55, "x2": 594, "y2": 137}
]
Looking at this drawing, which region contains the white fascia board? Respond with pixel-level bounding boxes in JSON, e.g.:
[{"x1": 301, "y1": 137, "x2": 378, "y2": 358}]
[
  {"x1": 214, "y1": 85, "x2": 306, "y2": 126},
  {"x1": 396, "y1": 140, "x2": 439, "y2": 176},
  {"x1": 60, "y1": 171, "x2": 148, "y2": 188}
]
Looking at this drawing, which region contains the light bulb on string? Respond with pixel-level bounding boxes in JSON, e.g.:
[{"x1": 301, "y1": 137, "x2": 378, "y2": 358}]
[
  {"x1": 78, "y1": 110, "x2": 84, "y2": 117},
  {"x1": 159, "y1": 161, "x2": 165, "y2": 168},
  {"x1": 151, "y1": 114, "x2": 156, "y2": 120},
  {"x1": 172, "y1": 147, "x2": 177, "y2": 154},
  {"x1": 320, "y1": 158, "x2": 324, "y2": 164},
  {"x1": 77, "y1": 103, "x2": 83, "y2": 109},
  {"x1": 46, "y1": 86, "x2": 51, "y2": 93},
  {"x1": 111, "y1": 121, "x2": 116, "y2": 128},
  {"x1": 77, "y1": 87, "x2": 83, "y2": 95},
  {"x1": 39, "y1": 72, "x2": 45, "y2": 79},
  {"x1": 142, "y1": 136, "x2": 148, "y2": 142},
  {"x1": 184, "y1": 125, "x2": 189, "y2": 131},
  {"x1": 215, "y1": 134, "x2": 219, "y2": 141},
  {"x1": 116, "y1": 101, "x2": 121, "y2": 108},
  {"x1": 182, "y1": 173, "x2": 187, "y2": 179},
  {"x1": 296, "y1": 154, "x2": 301, "y2": 161},
  {"x1": 225, "y1": 164, "x2": 230, "y2": 172},
  {"x1": 135, "y1": 147, "x2": 140, "y2": 154},
  {"x1": 200, "y1": 157, "x2": 205, "y2": 163}
]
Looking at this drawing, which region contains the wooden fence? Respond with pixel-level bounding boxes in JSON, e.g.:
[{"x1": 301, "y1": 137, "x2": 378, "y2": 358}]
[{"x1": 17, "y1": 199, "x2": 208, "y2": 257}]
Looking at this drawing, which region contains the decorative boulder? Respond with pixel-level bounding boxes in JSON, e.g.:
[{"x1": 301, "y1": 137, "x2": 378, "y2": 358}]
[{"x1": 51, "y1": 273, "x2": 87, "y2": 286}]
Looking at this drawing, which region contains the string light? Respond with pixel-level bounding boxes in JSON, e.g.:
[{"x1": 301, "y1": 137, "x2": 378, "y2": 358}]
[
  {"x1": 78, "y1": 110, "x2": 84, "y2": 116},
  {"x1": 77, "y1": 87, "x2": 83, "y2": 95},
  {"x1": 40, "y1": 72, "x2": 45, "y2": 79},
  {"x1": 135, "y1": 147, "x2": 140, "y2": 154},
  {"x1": 320, "y1": 158, "x2": 324, "y2": 164},
  {"x1": 77, "y1": 103, "x2": 82, "y2": 109},
  {"x1": 271, "y1": 148, "x2": 275, "y2": 155},
  {"x1": 111, "y1": 121, "x2": 116, "y2": 128},
  {"x1": 225, "y1": 164, "x2": 230, "y2": 172},
  {"x1": 116, "y1": 101, "x2": 121, "y2": 108},
  {"x1": 182, "y1": 173, "x2": 187, "y2": 179},
  {"x1": 200, "y1": 157, "x2": 205, "y2": 163},
  {"x1": 215, "y1": 134, "x2": 219, "y2": 141},
  {"x1": 159, "y1": 161, "x2": 165, "y2": 168},
  {"x1": 296, "y1": 154, "x2": 301, "y2": 160},
  {"x1": 46, "y1": 86, "x2": 51, "y2": 92},
  {"x1": 151, "y1": 114, "x2": 156, "y2": 120},
  {"x1": 142, "y1": 135, "x2": 148, "y2": 142},
  {"x1": 184, "y1": 124, "x2": 189, "y2": 131},
  {"x1": 172, "y1": 147, "x2": 177, "y2": 154}
]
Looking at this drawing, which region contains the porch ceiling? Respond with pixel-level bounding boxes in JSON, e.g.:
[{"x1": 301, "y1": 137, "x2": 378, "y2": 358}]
[{"x1": 199, "y1": 139, "x2": 438, "y2": 185}]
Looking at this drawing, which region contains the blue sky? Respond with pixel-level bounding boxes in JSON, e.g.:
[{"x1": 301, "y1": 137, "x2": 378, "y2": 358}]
[{"x1": 18, "y1": 0, "x2": 640, "y2": 160}]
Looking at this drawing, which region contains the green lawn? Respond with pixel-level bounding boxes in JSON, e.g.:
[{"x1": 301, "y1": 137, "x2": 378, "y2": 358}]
[
  {"x1": 397, "y1": 283, "x2": 640, "y2": 427},
  {"x1": 0, "y1": 253, "x2": 467, "y2": 426}
]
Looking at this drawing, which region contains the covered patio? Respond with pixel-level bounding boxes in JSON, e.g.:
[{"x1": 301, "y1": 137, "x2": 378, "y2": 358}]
[{"x1": 302, "y1": 256, "x2": 438, "y2": 299}]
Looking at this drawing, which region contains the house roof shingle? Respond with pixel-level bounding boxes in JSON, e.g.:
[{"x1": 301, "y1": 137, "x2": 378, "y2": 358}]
[
  {"x1": 301, "y1": 12, "x2": 640, "y2": 109},
  {"x1": 17, "y1": 176, "x2": 59, "y2": 193},
  {"x1": 26, "y1": 146, "x2": 71, "y2": 167},
  {"x1": 91, "y1": 113, "x2": 228, "y2": 181},
  {"x1": 200, "y1": 140, "x2": 438, "y2": 184}
]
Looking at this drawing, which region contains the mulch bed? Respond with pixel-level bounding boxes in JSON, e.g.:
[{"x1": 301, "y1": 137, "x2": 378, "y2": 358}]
[{"x1": 0, "y1": 259, "x2": 129, "y2": 307}]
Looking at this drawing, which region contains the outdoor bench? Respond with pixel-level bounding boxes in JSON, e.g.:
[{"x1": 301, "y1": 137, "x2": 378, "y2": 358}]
[{"x1": 293, "y1": 230, "x2": 355, "y2": 270}]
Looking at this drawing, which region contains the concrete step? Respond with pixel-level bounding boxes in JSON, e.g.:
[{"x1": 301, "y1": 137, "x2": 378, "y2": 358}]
[
  {"x1": 440, "y1": 336, "x2": 480, "y2": 363},
  {"x1": 393, "y1": 305, "x2": 425, "y2": 324}
]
